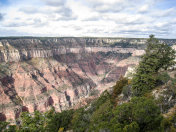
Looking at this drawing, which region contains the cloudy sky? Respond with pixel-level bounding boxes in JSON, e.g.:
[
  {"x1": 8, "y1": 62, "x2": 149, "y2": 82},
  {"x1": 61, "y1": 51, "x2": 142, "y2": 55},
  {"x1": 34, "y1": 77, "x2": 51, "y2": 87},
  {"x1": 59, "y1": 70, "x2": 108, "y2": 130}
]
[{"x1": 0, "y1": 0, "x2": 176, "y2": 38}]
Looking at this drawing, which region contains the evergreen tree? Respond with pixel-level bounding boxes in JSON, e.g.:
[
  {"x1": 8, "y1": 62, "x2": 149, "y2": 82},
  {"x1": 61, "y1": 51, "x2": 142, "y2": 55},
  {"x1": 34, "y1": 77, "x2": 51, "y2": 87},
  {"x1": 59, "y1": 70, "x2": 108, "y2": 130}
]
[{"x1": 132, "y1": 35, "x2": 176, "y2": 96}]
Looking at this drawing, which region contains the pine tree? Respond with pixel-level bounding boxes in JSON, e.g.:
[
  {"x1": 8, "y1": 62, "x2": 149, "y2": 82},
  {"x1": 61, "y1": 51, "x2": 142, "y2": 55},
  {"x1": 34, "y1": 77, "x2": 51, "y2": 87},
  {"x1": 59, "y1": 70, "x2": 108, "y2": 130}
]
[{"x1": 132, "y1": 35, "x2": 176, "y2": 96}]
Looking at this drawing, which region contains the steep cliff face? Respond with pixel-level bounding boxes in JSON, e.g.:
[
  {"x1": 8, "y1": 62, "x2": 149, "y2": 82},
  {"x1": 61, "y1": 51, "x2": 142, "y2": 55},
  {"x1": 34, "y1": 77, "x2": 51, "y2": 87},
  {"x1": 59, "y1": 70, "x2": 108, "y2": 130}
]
[{"x1": 0, "y1": 37, "x2": 176, "y2": 122}]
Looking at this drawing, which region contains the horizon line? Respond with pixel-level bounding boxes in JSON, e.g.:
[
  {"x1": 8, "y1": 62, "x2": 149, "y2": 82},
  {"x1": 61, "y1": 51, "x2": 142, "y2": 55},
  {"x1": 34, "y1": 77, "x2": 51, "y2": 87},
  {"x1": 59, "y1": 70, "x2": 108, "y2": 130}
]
[{"x1": 0, "y1": 36, "x2": 176, "y2": 39}]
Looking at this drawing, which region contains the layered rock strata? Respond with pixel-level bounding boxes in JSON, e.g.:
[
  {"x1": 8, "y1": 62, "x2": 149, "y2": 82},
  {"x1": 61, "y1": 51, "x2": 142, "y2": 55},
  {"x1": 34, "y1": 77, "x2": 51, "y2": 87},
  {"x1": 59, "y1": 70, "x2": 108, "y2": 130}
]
[{"x1": 0, "y1": 37, "x2": 175, "y2": 122}]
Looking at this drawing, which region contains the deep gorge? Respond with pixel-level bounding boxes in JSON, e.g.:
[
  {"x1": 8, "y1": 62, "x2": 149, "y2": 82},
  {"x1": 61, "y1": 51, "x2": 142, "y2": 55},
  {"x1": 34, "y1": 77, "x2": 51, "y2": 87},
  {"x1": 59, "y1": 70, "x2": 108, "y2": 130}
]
[{"x1": 0, "y1": 37, "x2": 175, "y2": 122}]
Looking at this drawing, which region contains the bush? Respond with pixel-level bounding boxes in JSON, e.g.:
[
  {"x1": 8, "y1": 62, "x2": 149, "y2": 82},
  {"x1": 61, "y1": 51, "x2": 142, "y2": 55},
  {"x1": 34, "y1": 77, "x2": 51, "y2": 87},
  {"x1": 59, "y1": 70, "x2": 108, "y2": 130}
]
[
  {"x1": 91, "y1": 90, "x2": 111, "y2": 111},
  {"x1": 71, "y1": 108, "x2": 89, "y2": 132},
  {"x1": 160, "y1": 111, "x2": 176, "y2": 132},
  {"x1": 156, "y1": 72, "x2": 171, "y2": 85},
  {"x1": 19, "y1": 111, "x2": 46, "y2": 131},
  {"x1": 122, "y1": 85, "x2": 132, "y2": 98},
  {"x1": 112, "y1": 97, "x2": 163, "y2": 131},
  {"x1": 123, "y1": 122, "x2": 140, "y2": 132},
  {"x1": 0, "y1": 121, "x2": 9, "y2": 132},
  {"x1": 89, "y1": 100, "x2": 113, "y2": 131},
  {"x1": 45, "y1": 109, "x2": 74, "y2": 131},
  {"x1": 18, "y1": 108, "x2": 74, "y2": 132},
  {"x1": 111, "y1": 76, "x2": 128, "y2": 103}
]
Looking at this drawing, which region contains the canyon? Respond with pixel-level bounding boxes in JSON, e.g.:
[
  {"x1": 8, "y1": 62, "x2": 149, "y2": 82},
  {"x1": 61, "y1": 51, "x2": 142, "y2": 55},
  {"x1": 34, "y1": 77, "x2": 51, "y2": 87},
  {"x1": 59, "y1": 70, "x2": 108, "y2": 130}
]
[{"x1": 0, "y1": 37, "x2": 176, "y2": 122}]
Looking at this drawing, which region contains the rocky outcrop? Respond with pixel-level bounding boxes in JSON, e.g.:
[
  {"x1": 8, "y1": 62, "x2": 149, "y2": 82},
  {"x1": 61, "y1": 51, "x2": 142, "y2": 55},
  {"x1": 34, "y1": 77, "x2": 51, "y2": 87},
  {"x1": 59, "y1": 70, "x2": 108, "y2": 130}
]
[
  {"x1": 0, "y1": 37, "x2": 176, "y2": 122},
  {"x1": 0, "y1": 47, "x2": 142, "y2": 62}
]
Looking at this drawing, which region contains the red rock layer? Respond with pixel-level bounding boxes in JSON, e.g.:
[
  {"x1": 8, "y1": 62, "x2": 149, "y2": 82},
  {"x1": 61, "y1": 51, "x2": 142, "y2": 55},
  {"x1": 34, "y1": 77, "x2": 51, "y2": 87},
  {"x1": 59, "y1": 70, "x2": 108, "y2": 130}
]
[{"x1": 0, "y1": 51, "x2": 134, "y2": 122}]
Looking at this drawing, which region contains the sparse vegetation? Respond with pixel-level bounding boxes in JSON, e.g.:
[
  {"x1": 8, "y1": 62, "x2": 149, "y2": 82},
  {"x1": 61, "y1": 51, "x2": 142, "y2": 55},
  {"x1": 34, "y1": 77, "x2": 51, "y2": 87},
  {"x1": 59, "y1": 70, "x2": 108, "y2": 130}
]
[{"x1": 0, "y1": 63, "x2": 10, "y2": 77}]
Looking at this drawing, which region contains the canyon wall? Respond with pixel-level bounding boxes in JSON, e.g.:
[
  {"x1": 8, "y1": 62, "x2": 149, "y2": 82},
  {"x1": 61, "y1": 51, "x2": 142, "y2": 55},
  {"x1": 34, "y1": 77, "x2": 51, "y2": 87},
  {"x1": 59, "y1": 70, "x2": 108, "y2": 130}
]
[{"x1": 0, "y1": 37, "x2": 175, "y2": 122}]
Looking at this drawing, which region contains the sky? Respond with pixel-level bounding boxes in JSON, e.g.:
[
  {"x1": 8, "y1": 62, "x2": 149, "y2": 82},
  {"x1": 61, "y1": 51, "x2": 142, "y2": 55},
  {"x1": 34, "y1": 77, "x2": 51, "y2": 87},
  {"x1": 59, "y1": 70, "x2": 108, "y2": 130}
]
[{"x1": 0, "y1": 0, "x2": 176, "y2": 38}]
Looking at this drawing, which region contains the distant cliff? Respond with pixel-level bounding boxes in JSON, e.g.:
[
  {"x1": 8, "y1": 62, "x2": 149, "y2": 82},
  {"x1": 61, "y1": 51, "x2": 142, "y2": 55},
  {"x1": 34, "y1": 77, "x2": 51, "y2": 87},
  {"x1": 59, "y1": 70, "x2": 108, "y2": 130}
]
[{"x1": 0, "y1": 37, "x2": 176, "y2": 122}]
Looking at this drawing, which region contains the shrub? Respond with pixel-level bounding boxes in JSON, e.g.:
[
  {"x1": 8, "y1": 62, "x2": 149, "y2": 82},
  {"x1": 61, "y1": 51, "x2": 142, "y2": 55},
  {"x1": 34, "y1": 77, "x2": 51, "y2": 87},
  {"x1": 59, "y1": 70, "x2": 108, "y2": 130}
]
[
  {"x1": 161, "y1": 111, "x2": 176, "y2": 132},
  {"x1": 112, "y1": 97, "x2": 163, "y2": 131},
  {"x1": 156, "y1": 72, "x2": 171, "y2": 85},
  {"x1": 71, "y1": 108, "x2": 89, "y2": 132},
  {"x1": 89, "y1": 100, "x2": 113, "y2": 131},
  {"x1": 111, "y1": 76, "x2": 128, "y2": 103},
  {"x1": 122, "y1": 85, "x2": 132, "y2": 98},
  {"x1": 0, "y1": 121, "x2": 9, "y2": 132},
  {"x1": 123, "y1": 122, "x2": 140, "y2": 132}
]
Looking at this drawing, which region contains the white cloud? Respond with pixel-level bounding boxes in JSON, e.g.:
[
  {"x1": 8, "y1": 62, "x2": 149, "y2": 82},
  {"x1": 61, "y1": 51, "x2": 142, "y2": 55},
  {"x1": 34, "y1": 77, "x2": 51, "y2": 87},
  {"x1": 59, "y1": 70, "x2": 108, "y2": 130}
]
[
  {"x1": 152, "y1": 8, "x2": 176, "y2": 17},
  {"x1": 0, "y1": 0, "x2": 175, "y2": 38},
  {"x1": 0, "y1": 13, "x2": 4, "y2": 21},
  {"x1": 138, "y1": 5, "x2": 149, "y2": 13},
  {"x1": 86, "y1": 0, "x2": 122, "y2": 5},
  {"x1": 42, "y1": 0, "x2": 64, "y2": 6},
  {"x1": 19, "y1": 6, "x2": 39, "y2": 14}
]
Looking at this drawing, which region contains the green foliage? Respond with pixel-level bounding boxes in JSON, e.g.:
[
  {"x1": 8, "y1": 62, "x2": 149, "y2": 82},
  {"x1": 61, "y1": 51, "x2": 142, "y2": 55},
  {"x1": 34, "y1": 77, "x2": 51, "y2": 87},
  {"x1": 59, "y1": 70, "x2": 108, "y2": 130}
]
[
  {"x1": 113, "y1": 76, "x2": 128, "y2": 96},
  {"x1": 170, "y1": 78, "x2": 176, "y2": 95},
  {"x1": 71, "y1": 91, "x2": 112, "y2": 132},
  {"x1": 91, "y1": 90, "x2": 111, "y2": 111},
  {"x1": 112, "y1": 103, "x2": 132, "y2": 125},
  {"x1": 91, "y1": 100, "x2": 113, "y2": 123},
  {"x1": 70, "y1": 95, "x2": 164, "y2": 132},
  {"x1": 132, "y1": 35, "x2": 176, "y2": 96},
  {"x1": 132, "y1": 72, "x2": 156, "y2": 96},
  {"x1": 131, "y1": 97, "x2": 162, "y2": 130},
  {"x1": 19, "y1": 111, "x2": 46, "y2": 131},
  {"x1": 71, "y1": 108, "x2": 89, "y2": 132},
  {"x1": 43, "y1": 109, "x2": 73, "y2": 132},
  {"x1": 122, "y1": 85, "x2": 132, "y2": 98},
  {"x1": 0, "y1": 90, "x2": 175, "y2": 132},
  {"x1": 55, "y1": 110, "x2": 74, "y2": 130},
  {"x1": 111, "y1": 76, "x2": 128, "y2": 103},
  {"x1": 16, "y1": 108, "x2": 73, "y2": 132},
  {"x1": 160, "y1": 111, "x2": 176, "y2": 132},
  {"x1": 58, "y1": 127, "x2": 64, "y2": 132},
  {"x1": 156, "y1": 77, "x2": 176, "y2": 113},
  {"x1": 71, "y1": 90, "x2": 113, "y2": 132},
  {"x1": 89, "y1": 100, "x2": 113, "y2": 131},
  {"x1": 0, "y1": 121, "x2": 9, "y2": 131},
  {"x1": 0, "y1": 63, "x2": 10, "y2": 77},
  {"x1": 112, "y1": 97, "x2": 163, "y2": 131},
  {"x1": 123, "y1": 122, "x2": 140, "y2": 132},
  {"x1": 156, "y1": 72, "x2": 171, "y2": 85}
]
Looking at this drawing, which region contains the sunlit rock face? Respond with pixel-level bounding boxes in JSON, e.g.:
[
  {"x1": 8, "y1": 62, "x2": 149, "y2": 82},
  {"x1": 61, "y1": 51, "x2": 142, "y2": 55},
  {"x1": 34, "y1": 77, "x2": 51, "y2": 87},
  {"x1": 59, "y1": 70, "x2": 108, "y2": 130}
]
[{"x1": 0, "y1": 37, "x2": 175, "y2": 122}]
